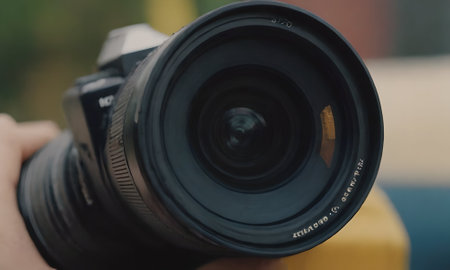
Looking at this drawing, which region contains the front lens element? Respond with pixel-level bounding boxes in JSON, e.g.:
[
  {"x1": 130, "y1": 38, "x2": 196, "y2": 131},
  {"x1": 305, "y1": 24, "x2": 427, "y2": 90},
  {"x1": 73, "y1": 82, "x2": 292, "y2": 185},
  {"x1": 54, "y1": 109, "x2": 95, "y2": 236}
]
[
  {"x1": 220, "y1": 107, "x2": 268, "y2": 161},
  {"x1": 190, "y1": 66, "x2": 314, "y2": 191}
]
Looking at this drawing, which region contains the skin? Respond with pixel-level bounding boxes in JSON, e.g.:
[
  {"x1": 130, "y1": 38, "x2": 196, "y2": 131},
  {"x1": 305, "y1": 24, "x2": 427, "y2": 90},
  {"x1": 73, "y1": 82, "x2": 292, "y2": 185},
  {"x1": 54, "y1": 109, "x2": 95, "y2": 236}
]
[
  {"x1": 0, "y1": 114, "x2": 287, "y2": 270},
  {"x1": 0, "y1": 114, "x2": 58, "y2": 270}
]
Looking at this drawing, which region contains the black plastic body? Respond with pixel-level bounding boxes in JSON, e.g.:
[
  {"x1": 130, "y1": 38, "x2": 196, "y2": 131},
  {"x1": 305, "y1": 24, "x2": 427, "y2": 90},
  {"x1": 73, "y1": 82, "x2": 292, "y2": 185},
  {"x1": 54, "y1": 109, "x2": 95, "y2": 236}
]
[{"x1": 19, "y1": 46, "x2": 216, "y2": 270}]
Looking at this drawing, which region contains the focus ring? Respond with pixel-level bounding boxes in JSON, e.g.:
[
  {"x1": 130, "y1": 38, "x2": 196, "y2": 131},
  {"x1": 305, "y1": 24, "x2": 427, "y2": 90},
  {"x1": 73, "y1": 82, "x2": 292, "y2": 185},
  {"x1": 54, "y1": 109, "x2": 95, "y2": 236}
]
[
  {"x1": 106, "y1": 57, "x2": 163, "y2": 228},
  {"x1": 106, "y1": 54, "x2": 215, "y2": 251}
]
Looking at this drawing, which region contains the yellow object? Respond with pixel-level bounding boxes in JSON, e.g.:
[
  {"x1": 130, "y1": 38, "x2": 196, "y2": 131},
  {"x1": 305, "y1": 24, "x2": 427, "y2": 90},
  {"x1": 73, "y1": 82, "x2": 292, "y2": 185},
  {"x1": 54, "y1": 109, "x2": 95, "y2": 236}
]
[
  {"x1": 283, "y1": 186, "x2": 410, "y2": 270},
  {"x1": 146, "y1": 0, "x2": 197, "y2": 35}
]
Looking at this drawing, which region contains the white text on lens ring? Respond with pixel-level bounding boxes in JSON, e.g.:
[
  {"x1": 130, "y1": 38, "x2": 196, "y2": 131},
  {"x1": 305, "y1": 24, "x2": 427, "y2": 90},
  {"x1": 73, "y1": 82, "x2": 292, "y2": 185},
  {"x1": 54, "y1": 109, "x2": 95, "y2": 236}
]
[{"x1": 292, "y1": 216, "x2": 329, "y2": 238}]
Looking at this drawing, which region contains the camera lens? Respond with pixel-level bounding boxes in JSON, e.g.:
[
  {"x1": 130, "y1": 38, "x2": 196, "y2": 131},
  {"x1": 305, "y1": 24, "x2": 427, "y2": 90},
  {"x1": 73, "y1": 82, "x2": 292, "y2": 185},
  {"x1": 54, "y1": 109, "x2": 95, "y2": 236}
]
[
  {"x1": 18, "y1": 1, "x2": 383, "y2": 269},
  {"x1": 109, "y1": 1, "x2": 383, "y2": 256}
]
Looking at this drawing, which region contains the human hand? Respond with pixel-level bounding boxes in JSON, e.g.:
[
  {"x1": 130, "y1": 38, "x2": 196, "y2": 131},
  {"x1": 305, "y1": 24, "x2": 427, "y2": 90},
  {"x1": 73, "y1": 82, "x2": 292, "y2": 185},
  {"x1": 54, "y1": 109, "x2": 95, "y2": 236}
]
[{"x1": 0, "y1": 114, "x2": 59, "y2": 270}]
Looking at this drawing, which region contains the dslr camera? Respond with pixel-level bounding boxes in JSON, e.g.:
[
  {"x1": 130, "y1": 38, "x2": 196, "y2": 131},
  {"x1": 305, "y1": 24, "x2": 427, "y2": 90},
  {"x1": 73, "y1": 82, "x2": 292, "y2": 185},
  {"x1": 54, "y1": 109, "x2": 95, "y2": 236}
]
[{"x1": 18, "y1": 1, "x2": 383, "y2": 269}]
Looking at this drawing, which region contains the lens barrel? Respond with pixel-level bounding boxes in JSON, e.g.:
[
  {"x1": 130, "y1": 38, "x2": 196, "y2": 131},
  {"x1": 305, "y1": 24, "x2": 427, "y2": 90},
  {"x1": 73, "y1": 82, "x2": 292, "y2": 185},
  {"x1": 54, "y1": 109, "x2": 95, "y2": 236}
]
[
  {"x1": 107, "y1": 0, "x2": 382, "y2": 256},
  {"x1": 18, "y1": 1, "x2": 383, "y2": 269}
]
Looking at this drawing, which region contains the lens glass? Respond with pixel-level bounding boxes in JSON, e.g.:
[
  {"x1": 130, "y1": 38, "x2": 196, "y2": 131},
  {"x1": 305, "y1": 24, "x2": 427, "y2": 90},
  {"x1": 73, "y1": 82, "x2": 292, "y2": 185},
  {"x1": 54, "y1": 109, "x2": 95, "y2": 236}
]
[
  {"x1": 149, "y1": 14, "x2": 381, "y2": 248},
  {"x1": 190, "y1": 66, "x2": 313, "y2": 191},
  {"x1": 160, "y1": 26, "x2": 349, "y2": 227}
]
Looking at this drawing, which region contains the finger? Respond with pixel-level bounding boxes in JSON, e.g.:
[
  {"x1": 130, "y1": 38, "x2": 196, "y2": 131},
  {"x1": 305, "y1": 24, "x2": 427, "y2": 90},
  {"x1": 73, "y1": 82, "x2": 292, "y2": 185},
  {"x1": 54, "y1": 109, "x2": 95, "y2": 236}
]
[
  {"x1": 16, "y1": 121, "x2": 60, "y2": 160},
  {"x1": 198, "y1": 258, "x2": 288, "y2": 270},
  {"x1": 0, "y1": 115, "x2": 59, "y2": 189},
  {"x1": 0, "y1": 114, "x2": 22, "y2": 183}
]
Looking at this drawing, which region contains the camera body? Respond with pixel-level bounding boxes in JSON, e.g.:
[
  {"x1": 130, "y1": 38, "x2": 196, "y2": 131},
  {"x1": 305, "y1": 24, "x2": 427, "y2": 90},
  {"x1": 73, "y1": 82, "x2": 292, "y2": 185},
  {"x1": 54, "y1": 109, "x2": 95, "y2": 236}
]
[
  {"x1": 21, "y1": 25, "x2": 212, "y2": 269},
  {"x1": 56, "y1": 26, "x2": 217, "y2": 268},
  {"x1": 63, "y1": 24, "x2": 168, "y2": 215}
]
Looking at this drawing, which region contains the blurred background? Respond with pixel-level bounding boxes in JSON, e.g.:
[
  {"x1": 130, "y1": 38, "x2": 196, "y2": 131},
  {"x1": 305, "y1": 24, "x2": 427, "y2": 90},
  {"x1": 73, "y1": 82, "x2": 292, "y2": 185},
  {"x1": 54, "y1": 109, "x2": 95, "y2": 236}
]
[
  {"x1": 1, "y1": 0, "x2": 449, "y2": 269},
  {"x1": 2, "y1": 0, "x2": 450, "y2": 124}
]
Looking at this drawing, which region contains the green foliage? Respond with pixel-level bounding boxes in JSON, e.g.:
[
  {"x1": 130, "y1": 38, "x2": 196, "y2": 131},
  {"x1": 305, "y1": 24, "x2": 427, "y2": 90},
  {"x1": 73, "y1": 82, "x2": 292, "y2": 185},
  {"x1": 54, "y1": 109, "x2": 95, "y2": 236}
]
[
  {"x1": 0, "y1": 0, "x2": 39, "y2": 101},
  {"x1": 0, "y1": 0, "x2": 145, "y2": 123}
]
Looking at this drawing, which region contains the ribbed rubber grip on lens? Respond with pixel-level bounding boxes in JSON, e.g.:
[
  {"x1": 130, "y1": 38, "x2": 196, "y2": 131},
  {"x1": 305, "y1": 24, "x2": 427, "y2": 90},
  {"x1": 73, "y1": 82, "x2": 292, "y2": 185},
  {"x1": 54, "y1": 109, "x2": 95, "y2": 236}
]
[{"x1": 106, "y1": 61, "x2": 159, "y2": 220}]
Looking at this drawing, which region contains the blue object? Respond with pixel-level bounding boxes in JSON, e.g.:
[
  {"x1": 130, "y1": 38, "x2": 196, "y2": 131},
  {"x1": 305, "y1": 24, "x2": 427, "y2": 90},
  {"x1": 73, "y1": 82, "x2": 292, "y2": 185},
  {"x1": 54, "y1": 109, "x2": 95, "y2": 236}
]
[{"x1": 383, "y1": 186, "x2": 450, "y2": 270}]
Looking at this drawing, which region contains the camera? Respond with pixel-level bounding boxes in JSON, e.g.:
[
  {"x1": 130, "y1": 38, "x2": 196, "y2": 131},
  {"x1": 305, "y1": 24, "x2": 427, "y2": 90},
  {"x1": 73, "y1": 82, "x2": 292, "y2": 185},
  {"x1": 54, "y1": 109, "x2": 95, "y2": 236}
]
[{"x1": 18, "y1": 1, "x2": 383, "y2": 269}]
